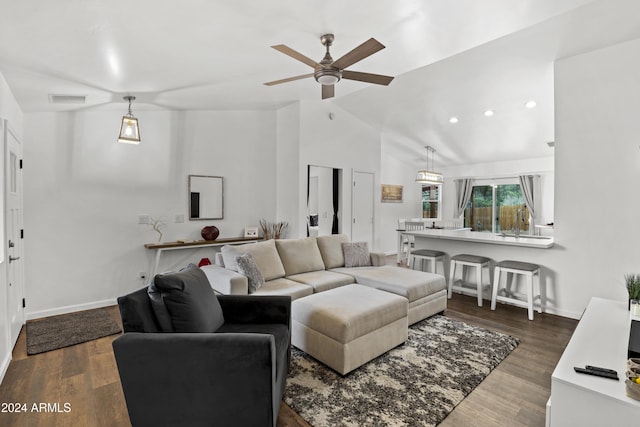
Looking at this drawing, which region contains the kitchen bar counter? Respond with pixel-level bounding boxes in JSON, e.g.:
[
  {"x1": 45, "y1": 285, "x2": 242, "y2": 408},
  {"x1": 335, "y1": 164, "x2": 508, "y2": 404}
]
[{"x1": 397, "y1": 228, "x2": 553, "y2": 263}]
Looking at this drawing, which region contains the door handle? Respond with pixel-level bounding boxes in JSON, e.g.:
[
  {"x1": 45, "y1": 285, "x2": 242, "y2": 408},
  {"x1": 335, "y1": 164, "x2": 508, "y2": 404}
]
[{"x1": 9, "y1": 256, "x2": 20, "y2": 263}]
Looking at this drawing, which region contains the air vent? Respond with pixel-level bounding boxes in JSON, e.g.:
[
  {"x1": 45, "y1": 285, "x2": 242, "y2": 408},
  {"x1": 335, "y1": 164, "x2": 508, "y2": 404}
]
[{"x1": 48, "y1": 94, "x2": 87, "y2": 104}]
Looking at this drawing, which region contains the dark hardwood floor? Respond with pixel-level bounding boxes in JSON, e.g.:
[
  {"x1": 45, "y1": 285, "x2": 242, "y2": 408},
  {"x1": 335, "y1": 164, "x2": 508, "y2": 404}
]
[{"x1": 0, "y1": 260, "x2": 577, "y2": 427}]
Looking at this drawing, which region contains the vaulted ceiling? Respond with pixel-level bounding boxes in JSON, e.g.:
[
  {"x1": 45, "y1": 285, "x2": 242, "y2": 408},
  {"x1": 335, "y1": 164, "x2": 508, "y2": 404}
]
[{"x1": 1, "y1": 0, "x2": 639, "y2": 166}]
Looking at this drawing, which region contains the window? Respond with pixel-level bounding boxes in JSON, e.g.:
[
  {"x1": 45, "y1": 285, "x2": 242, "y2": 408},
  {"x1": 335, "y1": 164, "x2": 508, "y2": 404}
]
[
  {"x1": 463, "y1": 182, "x2": 529, "y2": 233},
  {"x1": 422, "y1": 185, "x2": 441, "y2": 219}
]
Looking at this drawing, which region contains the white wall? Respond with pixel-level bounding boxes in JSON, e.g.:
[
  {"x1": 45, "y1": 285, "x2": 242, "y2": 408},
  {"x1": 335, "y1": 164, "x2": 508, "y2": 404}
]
[
  {"x1": 299, "y1": 101, "x2": 381, "y2": 246},
  {"x1": 23, "y1": 110, "x2": 277, "y2": 319},
  {"x1": 0, "y1": 72, "x2": 23, "y2": 384},
  {"x1": 275, "y1": 103, "x2": 300, "y2": 238},
  {"x1": 553, "y1": 37, "x2": 640, "y2": 313},
  {"x1": 379, "y1": 145, "x2": 424, "y2": 254}
]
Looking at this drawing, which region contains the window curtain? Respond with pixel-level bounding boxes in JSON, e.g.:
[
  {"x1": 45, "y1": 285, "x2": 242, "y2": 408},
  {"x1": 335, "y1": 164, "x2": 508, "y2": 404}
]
[
  {"x1": 306, "y1": 165, "x2": 310, "y2": 237},
  {"x1": 454, "y1": 178, "x2": 474, "y2": 218},
  {"x1": 518, "y1": 175, "x2": 537, "y2": 231},
  {"x1": 332, "y1": 168, "x2": 339, "y2": 234}
]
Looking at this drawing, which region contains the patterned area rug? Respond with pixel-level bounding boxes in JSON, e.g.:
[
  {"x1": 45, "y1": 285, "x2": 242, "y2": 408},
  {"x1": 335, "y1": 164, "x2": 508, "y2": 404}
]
[
  {"x1": 26, "y1": 307, "x2": 122, "y2": 355},
  {"x1": 285, "y1": 315, "x2": 519, "y2": 427}
]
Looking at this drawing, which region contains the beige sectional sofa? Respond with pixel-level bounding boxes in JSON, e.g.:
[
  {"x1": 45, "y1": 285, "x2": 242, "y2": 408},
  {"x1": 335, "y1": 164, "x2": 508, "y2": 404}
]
[{"x1": 201, "y1": 234, "x2": 447, "y2": 324}]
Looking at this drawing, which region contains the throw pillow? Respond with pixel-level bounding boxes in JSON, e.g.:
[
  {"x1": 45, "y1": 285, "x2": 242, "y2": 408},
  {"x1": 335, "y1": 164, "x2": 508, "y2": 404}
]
[
  {"x1": 153, "y1": 266, "x2": 224, "y2": 333},
  {"x1": 236, "y1": 253, "x2": 265, "y2": 294},
  {"x1": 342, "y1": 242, "x2": 373, "y2": 268}
]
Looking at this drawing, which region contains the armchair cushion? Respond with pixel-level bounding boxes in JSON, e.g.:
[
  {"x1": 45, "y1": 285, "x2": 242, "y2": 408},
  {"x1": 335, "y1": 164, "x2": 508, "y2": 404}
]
[
  {"x1": 153, "y1": 267, "x2": 225, "y2": 333},
  {"x1": 147, "y1": 280, "x2": 174, "y2": 332}
]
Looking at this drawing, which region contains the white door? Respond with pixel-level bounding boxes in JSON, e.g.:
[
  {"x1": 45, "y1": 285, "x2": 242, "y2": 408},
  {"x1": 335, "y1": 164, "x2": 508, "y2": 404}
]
[
  {"x1": 352, "y1": 171, "x2": 374, "y2": 248},
  {"x1": 5, "y1": 122, "x2": 24, "y2": 347}
]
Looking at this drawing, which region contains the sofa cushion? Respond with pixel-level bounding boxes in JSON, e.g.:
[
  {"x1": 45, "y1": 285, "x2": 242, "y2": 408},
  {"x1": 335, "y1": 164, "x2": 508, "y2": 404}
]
[
  {"x1": 153, "y1": 267, "x2": 225, "y2": 333},
  {"x1": 221, "y1": 240, "x2": 286, "y2": 281},
  {"x1": 287, "y1": 270, "x2": 355, "y2": 293},
  {"x1": 252, "y1": 278, "x2": 314, "y2": 301},
  {"x1": 342, "y1": 242, "x2": 373, "y2": 267},
  {"x1": 275, "y1": 237, "x2": 325, "y2": 276},
  {"x1": 332, "y1": 265, "x2": 446, "y2": 303},
  {"x1": 316, "y1": 234, "x2": 350, "y2": 269},
  {"x1": 235, "y1": 253, "x2": 265, "y2": 293}
]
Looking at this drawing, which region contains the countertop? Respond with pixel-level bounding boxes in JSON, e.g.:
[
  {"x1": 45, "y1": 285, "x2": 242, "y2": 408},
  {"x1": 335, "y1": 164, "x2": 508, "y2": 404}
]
[{"x1": 400, "y1": 228, "x2": 554, "y2": 249}]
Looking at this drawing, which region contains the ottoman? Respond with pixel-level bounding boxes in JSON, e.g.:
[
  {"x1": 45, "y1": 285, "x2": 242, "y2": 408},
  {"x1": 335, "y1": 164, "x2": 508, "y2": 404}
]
[
  {"x1": 331, "y1": 265, "x2": 447, "y2": 324},
  {"x1": 291, "y1": 284, "x2": 408, "y2": 375}
]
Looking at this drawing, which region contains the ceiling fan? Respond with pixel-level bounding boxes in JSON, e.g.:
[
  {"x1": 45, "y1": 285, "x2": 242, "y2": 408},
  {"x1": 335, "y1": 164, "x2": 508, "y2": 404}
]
[{"x1": 264, "y1": 34, "x2": 394, "y2": 99}]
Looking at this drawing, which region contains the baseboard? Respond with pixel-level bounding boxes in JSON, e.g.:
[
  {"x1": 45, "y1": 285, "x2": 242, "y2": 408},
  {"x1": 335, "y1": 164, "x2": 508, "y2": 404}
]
[
  {"x1": 26, "y1": 298, "x2": 118, "y2": 321},
  {"x1": 542, "y1": 306, "x2": 583, "y2": 320},
  {"x1": 0, "y1": 350, "x2": 11, "y2": 386}
]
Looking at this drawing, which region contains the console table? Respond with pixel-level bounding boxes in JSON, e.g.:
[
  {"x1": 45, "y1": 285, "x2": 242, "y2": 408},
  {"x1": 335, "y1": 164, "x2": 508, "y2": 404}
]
[
  {"x1": 548, "y1": 297, "x2": 640, "y2": 426},
  {"x1": 145, "y1": 237, "x2": 261, "y2": 277}
]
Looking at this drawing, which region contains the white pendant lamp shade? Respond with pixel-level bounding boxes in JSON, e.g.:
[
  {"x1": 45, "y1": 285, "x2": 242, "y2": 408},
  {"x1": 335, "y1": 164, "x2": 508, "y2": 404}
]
[
  {"x1": 415, "y1": 146, "x2": 443, "y2": 185},
  {"x1": 415, "y1": 170, "x2": 444, "y2": 185},
  {"x1": 117, "y1": 96, "x2": 141, "y2": 144}
]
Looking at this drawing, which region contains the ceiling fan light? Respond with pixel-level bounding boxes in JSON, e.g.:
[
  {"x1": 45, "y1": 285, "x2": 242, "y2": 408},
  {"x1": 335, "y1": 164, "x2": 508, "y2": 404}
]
[{"x1": 315, "y1": 69, "x2": 341, "y2": 85}]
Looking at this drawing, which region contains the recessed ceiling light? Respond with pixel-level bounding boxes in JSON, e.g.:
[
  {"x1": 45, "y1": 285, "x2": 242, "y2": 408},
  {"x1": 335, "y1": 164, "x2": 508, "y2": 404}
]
[
  {"x1": 525, "y1": 100, "x2": 537, "y2": 108},
  {"x1": 484, "y1": 110, "x2": 494, "y2": 117},
  {"x1": 449, "y1": 117, "x2": 459, "y2": 124}
]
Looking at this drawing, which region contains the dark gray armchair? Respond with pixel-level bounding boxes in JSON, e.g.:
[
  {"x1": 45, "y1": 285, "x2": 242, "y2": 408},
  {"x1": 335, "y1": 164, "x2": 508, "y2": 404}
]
[{"x1": 112, "y1": 283, "x2": 291, "y2": 427}]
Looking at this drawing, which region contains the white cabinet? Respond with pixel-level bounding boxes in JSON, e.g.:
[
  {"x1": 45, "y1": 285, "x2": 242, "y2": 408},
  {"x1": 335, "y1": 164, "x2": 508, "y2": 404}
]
[{"x1": 548, "y1": 297, "x2": 640, "y2": 426}]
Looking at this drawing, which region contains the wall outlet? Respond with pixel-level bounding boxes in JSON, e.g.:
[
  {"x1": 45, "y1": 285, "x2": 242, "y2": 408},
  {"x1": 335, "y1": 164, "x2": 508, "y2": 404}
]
[
  {"x1": 138, "y1": 214, "x2": 150, "y2": 225},
  {"x1": 174, "y1": 214, "x2": 185, "y2": 223}
]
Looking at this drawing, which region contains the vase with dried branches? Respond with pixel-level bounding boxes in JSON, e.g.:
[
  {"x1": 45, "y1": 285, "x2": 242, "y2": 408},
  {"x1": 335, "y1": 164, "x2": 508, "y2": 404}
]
[
  {"x1": 149, "y1": 217, "x2": 167, "y2": 242},
  {"x1": 259, "y1": 219, "x2": 288, "y2": 240}
]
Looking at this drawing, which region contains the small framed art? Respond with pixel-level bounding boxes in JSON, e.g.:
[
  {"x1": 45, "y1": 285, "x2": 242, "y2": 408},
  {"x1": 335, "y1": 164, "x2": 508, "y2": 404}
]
[{"x1": 381, "y1": 184, "x2": 403, "y2": 203}]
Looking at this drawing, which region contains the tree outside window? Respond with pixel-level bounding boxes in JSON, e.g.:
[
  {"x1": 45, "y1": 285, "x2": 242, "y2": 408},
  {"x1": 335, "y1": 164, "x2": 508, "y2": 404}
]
[
  {"x1": 422, "y1": 185, "x2": 441, "y2": 219},
  {"x1": 464, "y1": 183, "x2": 529, "y2": 233}
]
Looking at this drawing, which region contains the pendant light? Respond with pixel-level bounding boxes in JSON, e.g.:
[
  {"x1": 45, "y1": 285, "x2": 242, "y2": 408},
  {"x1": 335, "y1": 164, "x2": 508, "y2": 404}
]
[
  {"x1": 117, "y1": 95, "x2": 141, "y2": 144},
  {"x1": 415, "y1": 146, "x2": 443, "y2": 185}
]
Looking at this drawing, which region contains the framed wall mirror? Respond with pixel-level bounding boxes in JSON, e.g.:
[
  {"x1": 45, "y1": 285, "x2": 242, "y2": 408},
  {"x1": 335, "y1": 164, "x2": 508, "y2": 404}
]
[
  {"x1": 189, "y1": 175, "x2": 223, "y2": 220},
  {"x1": 306, "y1": 165, "x2": 341, "y2": 237}
]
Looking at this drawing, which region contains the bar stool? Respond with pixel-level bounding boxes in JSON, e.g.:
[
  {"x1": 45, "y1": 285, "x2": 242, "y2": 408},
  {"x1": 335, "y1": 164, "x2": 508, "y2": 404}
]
[
  {"x1": 408, "y1": 249, "x2": 447, "y2": 279},
  {"x1": 491, "y1": 260, "x2": 541, "y2": 321},
  {"x1": 448, "y1": 254, "x2": 492, "y2": 307}
]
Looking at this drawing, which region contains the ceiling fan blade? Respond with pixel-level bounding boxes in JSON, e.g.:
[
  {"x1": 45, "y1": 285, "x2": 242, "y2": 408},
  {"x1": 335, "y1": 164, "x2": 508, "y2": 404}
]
[
  {"x1": 321, "y1": 84, "x2": 335, "y2": 99},
  {"x1": 264, "y1": 73, "x2": 314, "y2": 86},
  {"x1": 271, "y1": 45, "x2": 320, "y2": 68},
  {"x1": 342, "y1": 70, "x2": 394, "y2": 86},
  {"x1": 332, "y1": 38, "x2": 385, "y2": 70}
]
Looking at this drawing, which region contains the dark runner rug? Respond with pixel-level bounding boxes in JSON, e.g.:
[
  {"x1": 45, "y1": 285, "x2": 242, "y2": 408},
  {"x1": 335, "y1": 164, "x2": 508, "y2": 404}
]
[
  {"x1": 26, "y1": 307, "x2": 122, "y2": 355},
  {"x1": 285, "y1": 315, "x2": 519, "y2": 427}
]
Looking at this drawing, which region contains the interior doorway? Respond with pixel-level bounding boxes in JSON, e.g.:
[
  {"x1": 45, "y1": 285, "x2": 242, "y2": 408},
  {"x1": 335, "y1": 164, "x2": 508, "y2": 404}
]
[
  {"x1": 307, "y1": 165, "x2": 341, "y2": 237},
  {"x1": 5, "y1": 120, "x2": 24, "y2": 348}
]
